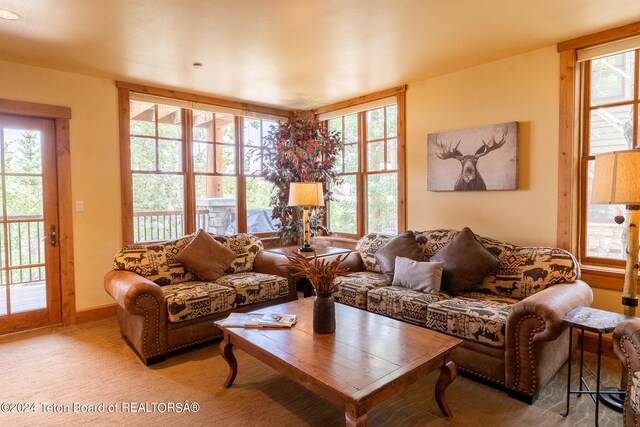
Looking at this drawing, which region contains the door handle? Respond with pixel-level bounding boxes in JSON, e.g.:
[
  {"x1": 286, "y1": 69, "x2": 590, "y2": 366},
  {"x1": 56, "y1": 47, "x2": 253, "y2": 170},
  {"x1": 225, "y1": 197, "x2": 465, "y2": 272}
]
[{"x1": 49, "y1": 224, "x2": 57, "y2": 247}]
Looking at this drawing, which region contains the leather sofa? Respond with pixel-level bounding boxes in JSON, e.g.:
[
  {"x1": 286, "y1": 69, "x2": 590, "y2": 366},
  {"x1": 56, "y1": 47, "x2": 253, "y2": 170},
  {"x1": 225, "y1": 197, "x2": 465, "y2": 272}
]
[
  {"x1": 331, "y1": 229, "x2": 593, "y2": 403},
  {"x1": 104, "y1": 233, "x2": 296, "y2": 365},
  {"x1": 614, "y1": 319, "x2": 640, "y2": 426}
]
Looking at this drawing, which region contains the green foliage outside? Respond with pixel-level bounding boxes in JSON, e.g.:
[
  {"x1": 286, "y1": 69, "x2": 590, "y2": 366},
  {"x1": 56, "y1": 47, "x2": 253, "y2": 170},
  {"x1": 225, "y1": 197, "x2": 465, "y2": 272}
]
[{"x1": 2, "y1": 129, "x2": 46, "y2": 285}]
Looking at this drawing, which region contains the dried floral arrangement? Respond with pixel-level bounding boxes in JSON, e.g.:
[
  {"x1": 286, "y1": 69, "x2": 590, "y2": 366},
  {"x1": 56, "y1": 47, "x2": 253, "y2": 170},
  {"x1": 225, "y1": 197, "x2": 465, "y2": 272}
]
[
  {"x1": 262, "y1": 116, "x2": 343, "y2": 244},
  {"x1": 285, "y1": 251, "x2": 349, "y2": 294}
]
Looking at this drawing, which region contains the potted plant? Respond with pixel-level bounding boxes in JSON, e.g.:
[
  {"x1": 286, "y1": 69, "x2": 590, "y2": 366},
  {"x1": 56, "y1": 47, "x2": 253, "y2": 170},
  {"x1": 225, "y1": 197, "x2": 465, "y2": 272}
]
[
  {"x1": 286, "y1": 251, "x2": 349, "y2": 333},
  {"x1": 262, "y1": 116, "x2": 343, "y2": 245}
]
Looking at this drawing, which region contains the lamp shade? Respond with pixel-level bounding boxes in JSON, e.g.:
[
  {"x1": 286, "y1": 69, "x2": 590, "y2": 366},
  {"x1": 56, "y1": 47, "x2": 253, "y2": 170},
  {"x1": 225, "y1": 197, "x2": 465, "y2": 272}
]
[
  {"x1": 592, "y1": 150, "x2": 640, "y2": 205},
  {"x1": 288, "y1": 182, "x2": 325, "y2": 207}
]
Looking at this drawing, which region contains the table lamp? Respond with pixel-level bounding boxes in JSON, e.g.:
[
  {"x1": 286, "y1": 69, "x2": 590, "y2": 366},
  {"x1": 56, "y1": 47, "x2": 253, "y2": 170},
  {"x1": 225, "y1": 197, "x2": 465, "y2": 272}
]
[
  {"x1": 591, "y1": 149, "x2": 640, "y2": 317},
  {"x1": 288, "y1": 182, "x2": 324, "y2": 252}
]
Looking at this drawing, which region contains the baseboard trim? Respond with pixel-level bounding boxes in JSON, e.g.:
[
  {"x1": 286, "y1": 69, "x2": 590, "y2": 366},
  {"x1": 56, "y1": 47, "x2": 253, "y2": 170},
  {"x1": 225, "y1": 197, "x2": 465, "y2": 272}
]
[
  {"x1": 579, "y1": 331, "x2": 616, "y2": 359},
  {"x1": 75, "y1": 304, "x2": 117, "y2": 323}
]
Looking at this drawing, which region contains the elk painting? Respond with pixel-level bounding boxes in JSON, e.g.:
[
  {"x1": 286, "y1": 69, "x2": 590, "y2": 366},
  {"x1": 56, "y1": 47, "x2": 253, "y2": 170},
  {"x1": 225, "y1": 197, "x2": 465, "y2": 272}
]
[{"x1": 427, "y1": 122, "x2": 518, "y2": 191}]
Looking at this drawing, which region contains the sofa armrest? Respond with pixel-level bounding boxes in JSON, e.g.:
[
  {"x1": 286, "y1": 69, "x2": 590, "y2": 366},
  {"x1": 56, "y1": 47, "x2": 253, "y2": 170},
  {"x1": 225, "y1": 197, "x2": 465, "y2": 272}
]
[
  {"x1": 104, "y1": 270, "x2": 165, "y2": 317},
  {"x1": 614, "y1": 319, "x2": 640, "y2": 374},
  {"x1": 505, "y1": 280, "x2": 593, "y2": 397},
  {"x1": 253, "y1": 251, "x2": 297, "y2": 299},
  {"x1": 507, "y1": 280, "x2": 594, "y2": 342}
]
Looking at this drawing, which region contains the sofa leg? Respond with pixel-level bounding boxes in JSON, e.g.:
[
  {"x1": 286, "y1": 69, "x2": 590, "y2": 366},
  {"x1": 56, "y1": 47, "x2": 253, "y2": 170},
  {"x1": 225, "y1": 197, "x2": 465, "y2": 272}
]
[
  {"x1": 143, "y1": 354, "x2": 166, "y2": 366},
  {"x1": 508, "y1": 389, "x2": 537, "y2": 405}
]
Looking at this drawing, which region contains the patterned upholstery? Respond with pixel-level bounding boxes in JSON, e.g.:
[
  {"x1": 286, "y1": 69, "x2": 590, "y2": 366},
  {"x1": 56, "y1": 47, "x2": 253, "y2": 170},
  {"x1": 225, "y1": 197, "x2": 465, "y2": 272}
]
[
  {"x1": 425, "y1": 293, "x2": 518, "y2": 348},
  {"x1": 332, "y1": 272, "x2": 389, "y2": 309},
  {"x1": 216, "y1": 272, "x2": 289, "y2": 306},
  {"x1": 367, "y1": 287, "x2": 451, "y2": 325},
  {"x1": 355, "y1": 233, "x2": 393, "y2": 273},
  {"x1": 113, "y1": 236, "x2": 197, "y2": 286},
  {"x1": 162, "y1": 281, "x2": 236, "y2": 323},
  {"x1": 211, "y1": 233, "x2": 264, "y2": 274},
  {"x1": 413, "y1": 229, "x2": 580, "y2": 300},
  {"x1": 630, "y1": 371, "x2": 640, "y2": 418},
  {"x1": 113, "y1": 232, "x2": 264, "y2": 286}
]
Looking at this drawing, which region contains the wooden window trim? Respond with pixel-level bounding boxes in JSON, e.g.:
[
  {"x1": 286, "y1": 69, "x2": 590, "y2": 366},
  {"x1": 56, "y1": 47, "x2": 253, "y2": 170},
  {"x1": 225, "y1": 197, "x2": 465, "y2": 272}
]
[
  {"x1": 119, "y1": 84, "x2": 288, "y2": 244},
  {"x1": 558, "y1": 21, "x2": 640, "y2": 290},
  {"x1": 0, "y1": 98, "x2": 76, "y2": 325},
  {"x1": 317, "y1": 86, "x2": 407, "y2": 238}
]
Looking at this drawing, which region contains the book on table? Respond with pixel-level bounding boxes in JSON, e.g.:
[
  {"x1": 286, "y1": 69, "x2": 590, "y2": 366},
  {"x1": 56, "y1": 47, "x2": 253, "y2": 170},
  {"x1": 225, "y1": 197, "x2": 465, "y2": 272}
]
[{"x1": 216, "y1": 312, "x2": 297, "y2": 328}]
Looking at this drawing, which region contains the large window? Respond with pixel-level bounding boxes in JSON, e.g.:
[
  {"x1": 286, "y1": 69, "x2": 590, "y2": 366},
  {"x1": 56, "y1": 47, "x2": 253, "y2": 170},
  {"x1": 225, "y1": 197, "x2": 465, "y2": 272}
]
[
  {"x1": 323, "y1": 91, "x2": 405, "y2": 238},
  {"x1": 121, "y1": 85, "x2": 286, "y2": 243},
  {"x1": 580, "y1": 49, "x2": 639, "y2": 266}
]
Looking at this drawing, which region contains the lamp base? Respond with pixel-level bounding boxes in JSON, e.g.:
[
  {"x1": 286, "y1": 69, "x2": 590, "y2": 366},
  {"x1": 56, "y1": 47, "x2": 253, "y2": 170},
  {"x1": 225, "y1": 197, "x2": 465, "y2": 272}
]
[
  {"x1": 299, "y1": 244, "x2": 315, "y2": 253},
  {"x1": 599, "y1": 387, "x2": 625, "y2": 412}
]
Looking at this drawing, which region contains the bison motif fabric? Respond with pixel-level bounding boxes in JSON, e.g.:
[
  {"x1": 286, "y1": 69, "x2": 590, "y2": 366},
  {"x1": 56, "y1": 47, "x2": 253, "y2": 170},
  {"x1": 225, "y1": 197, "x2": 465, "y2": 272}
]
[
  {"x1": 413, "y1": 229, "x2": 580, "y2": 300},
  {"x1": 332, "y1": 272, "x2": 389, "y2": 309},
  {"x1": 355, "y1": 233, "x2": 393, "y2": 273},
  {"x1": 162, "y1": 281, "x2": 236, "y2": 323},
  {"x1": 113, "y1": 232, "x2": 264, "y2": 286},
  {"x1": 425, "y1": 294, "x2": 517, "y2": 348},
  {"x1": 215, "y1": 272, "x2": 289, "y2": 306},
  {"x1": 367, "y1": 286, "x2": 451, "y2": 325}
]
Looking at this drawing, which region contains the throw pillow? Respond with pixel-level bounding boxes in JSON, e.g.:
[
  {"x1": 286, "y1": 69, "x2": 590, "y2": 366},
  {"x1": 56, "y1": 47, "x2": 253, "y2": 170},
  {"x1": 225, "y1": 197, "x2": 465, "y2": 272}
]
[
  {"x1": 430, "y1": 227, "x2": 499, "y2": 293},
  {"x1": 392, "y1": 256, "x2": 444, "y2": 293},
  {"x1": 175, "y1": 229, "x2": 237, "y2": 281},
  {"x1": 374, "y1": 231, "x2": 424, "y2": 283}
]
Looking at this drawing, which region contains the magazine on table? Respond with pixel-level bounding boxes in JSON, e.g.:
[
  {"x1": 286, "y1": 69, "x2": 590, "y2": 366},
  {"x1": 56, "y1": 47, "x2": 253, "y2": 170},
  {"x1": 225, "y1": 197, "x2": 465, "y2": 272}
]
[{"x1": 216, "y1": 312, "x2": 297, "y2": 328}]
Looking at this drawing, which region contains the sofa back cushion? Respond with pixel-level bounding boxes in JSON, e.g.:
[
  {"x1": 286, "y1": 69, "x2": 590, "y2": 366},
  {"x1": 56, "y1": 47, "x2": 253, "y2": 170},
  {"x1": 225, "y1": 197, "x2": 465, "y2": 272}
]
[
  {"x1": 113, "y1": 236, "x2": 197, "y2": 286},
  {"x1": 413, "y1": 230, "x2": 580, "y2": 300},
  {"x1": 113, "y1": 232, "x2": 264, "y2": 286},
  {"x1": 211, "y1": 233, "x2": 264, "y2": 274},
  {"x1": 355, "y1": 233, "x2": 393, "y2": 273}
]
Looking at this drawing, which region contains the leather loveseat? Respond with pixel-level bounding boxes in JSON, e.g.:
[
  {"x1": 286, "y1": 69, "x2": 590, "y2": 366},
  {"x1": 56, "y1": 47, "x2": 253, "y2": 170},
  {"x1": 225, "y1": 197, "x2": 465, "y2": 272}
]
[
  {"x1": 104, "y1": 233, "x2": 296, "y2": 365},
  {"x1": 331, "y1": 229, "x2": 593, "y2": 403}
]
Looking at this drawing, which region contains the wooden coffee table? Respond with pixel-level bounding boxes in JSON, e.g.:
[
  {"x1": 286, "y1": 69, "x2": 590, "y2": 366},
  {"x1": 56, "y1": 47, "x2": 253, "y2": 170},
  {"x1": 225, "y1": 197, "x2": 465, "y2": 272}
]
[{"x1": 215, "y1": 299, "x2": 463, "y2": 426}]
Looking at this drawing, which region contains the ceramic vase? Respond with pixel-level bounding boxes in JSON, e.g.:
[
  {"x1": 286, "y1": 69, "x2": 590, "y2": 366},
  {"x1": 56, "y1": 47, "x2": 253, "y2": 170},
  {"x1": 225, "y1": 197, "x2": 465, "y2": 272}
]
[{"x1": 313, "y1": 291, "x2": 336, "y2": 334}]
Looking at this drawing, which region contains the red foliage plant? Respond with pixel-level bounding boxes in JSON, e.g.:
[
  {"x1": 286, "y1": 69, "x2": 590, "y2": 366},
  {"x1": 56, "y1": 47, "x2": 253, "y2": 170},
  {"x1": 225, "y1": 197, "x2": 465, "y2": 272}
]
[{"x1": 262, "y1": 116, "x2": 343, "y2": 244}]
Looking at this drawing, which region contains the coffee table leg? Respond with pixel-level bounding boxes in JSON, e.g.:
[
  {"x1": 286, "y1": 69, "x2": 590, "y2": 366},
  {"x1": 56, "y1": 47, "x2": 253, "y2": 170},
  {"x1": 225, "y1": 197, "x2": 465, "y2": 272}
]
[
  {"x1": 219, "y1": 332, "x2": 237, "y2": 388},
  {"x1": 345, "y1": 402, "x2": 367, "y2": 427},
  {"x1": 435, "y1": 360, "x2": 457, "y2": 417}
]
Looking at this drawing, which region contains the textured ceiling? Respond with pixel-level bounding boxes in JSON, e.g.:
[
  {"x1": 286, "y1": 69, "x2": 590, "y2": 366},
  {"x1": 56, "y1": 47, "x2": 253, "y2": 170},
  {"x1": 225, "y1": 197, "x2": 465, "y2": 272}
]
[{"x1": 0, "y1": 0, "x2": 639, "y2": 109}]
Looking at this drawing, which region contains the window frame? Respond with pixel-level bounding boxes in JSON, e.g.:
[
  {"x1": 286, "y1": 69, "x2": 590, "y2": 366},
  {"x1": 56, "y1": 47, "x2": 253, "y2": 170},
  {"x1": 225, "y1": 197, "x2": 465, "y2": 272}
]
[
  {"x1": 558, "y1": 21, "x2": 640, "y2": 291},
  {"x1": 578, "y1": 53, "x2": 640, "y2": 269},
  {"x1": 318, "y1": 87, "x2": 406, "y2": 239},
  {"x1": 117, "y1": 82, "x2": 292, "y2": 244}
]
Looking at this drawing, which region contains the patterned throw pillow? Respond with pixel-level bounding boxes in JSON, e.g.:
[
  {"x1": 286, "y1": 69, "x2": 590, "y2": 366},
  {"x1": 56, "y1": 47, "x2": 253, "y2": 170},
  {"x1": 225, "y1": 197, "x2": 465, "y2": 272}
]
[
  {"x1": 355, "y1": 233, "x2": 394, "y2": 273},
  {"x1": 209, "y1": 233, "x2": 264, "y2": 274}
]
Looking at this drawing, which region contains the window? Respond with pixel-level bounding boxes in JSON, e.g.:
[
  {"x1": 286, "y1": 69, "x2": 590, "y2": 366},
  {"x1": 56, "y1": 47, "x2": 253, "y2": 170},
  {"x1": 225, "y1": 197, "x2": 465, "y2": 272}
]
[
  {"x1": 129, "y1": 101, "x2": 185, "y2": 242},
  {"x1": 322, "y1": 90, "x2": 405, "y2": 237},
  {"x1": 242, "y1": 118, "x2": 279, "y2": 234},
  {"x1": 120, "y1": 84, "x2": 288, "y2": 243},
  {"x1": 580, "y1": 48, "x2": 639, "y2": 265}
]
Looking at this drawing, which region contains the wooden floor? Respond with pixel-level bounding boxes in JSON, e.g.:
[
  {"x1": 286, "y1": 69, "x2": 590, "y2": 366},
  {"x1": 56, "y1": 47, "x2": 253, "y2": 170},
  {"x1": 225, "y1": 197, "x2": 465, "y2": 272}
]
[{"x1": 0, "y1": 282, "x2": 46, "y2": 315}]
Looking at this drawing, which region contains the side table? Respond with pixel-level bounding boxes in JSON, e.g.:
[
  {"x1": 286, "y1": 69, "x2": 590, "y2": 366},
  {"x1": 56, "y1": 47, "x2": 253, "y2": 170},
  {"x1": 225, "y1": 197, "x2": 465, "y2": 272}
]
[
  {"x1": 266, "y1": 246, "x2": 352, "y2": 297},
  {"x1": 561, "y1": 306, "x2": 634, "y2": 426}
]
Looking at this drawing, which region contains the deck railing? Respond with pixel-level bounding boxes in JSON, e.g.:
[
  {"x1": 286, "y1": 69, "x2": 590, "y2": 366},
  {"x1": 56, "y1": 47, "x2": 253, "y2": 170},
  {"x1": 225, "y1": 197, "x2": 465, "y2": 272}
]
[{"x1": 133, "y1": 210, "x2": 208, "y2": 242}]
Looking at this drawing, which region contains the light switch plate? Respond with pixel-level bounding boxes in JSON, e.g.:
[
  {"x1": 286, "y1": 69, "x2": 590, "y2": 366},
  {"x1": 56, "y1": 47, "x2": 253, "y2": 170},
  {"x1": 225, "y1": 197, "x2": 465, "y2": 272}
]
[{"x1": 75, "y1": 200, "x2": 84, "y2": 212}]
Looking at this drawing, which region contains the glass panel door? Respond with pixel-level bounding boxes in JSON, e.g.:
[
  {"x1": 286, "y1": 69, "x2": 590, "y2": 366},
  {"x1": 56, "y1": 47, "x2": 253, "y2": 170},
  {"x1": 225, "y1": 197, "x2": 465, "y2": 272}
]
[{"x1": 0, "y1": 115, "x2": 60, "y2": 334}]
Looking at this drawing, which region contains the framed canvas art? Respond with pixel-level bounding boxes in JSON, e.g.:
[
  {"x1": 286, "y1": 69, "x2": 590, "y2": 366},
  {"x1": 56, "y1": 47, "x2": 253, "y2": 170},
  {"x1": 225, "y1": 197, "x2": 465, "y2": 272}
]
[{"x1": 427, "y1": 121, "x2": 518, "y2": 191}]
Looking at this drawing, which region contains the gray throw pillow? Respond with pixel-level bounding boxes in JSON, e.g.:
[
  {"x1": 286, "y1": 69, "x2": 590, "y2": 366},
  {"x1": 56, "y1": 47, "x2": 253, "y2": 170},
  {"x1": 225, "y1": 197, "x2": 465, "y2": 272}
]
[
  {"x1": 392, "y1": 257, "x2": 444, "y2": 293},
  {"x1": 374, "y1": 231, "x2": 424, "y2": 283},
  {"x1": 430, "y1": 227, "x2": 499, "y2": 293}
]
